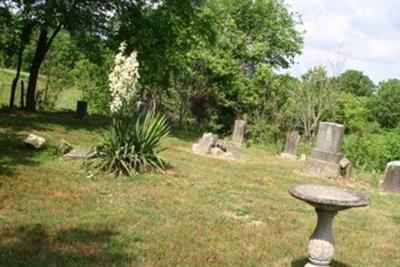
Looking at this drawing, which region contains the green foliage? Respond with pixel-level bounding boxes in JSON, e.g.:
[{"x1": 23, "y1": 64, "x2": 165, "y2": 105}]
[
  {"x1": 343, "y1": 127, "x2": 400, "y2": 172},
  {"x1": 70, "y1": 55, "x2": 114, "y2": 114},
  {"x1": 338, "y1": 69, "x2": 375, "y2": 96},
  {"x1": 288, "y1": 66, "x2": 338, "y2": 139},
  {"x1": 370, "y1": 79, "x2": 400, "y2": 128},
  {"x1": 335, "y1": 92, "x2": 379, "y2": 134},
  {"x1": 89, "y1": 110, "x2": 170, "y2": 176}
]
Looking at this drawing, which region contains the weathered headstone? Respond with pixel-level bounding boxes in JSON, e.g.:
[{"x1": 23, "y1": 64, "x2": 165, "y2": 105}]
[
  {"x1": 24, "y1": 133, "x2": 46, "y2": 149},
  {"x1": 192, "y1": 133, "x2": 218, "y2": 155},
  {"x1": 64, "y1": 148, "x2": 95, "y2": 159},
  {"x1": 382, "y1": 161, "x2": 400, "y2": 193},
  {"x1": 280, "y1": 131, "x2": 300, "y2": 160},
  {"x1": 304, "y1": 122, "x2": 345, "y2": 178},
  {"x1": 232, "y1": 120, "x2": 247, "y2": 145}
]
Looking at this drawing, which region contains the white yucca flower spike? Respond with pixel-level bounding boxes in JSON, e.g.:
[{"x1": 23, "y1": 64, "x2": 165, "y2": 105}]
[{"x1": 109, "y1": 41, "x2": 140, "y2": 113}]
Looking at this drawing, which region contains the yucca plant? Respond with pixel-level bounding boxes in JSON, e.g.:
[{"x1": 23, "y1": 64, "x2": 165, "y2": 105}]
[{"x1": 89, "y1": 110, "x2": 170, "y2": 176}]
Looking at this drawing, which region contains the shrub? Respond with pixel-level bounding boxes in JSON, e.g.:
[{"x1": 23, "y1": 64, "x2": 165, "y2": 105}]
[
  {"x1": 343, "y1": 127, "x2": 400, "y2": 172},
  {"x1": 89, "y1": 110, "x2": 170, "y2": 176}
]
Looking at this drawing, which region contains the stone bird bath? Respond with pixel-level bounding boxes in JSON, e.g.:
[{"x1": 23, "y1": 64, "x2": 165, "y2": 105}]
[{"x1": 289, "y1": 184, "x2": 370, "y2": 267}]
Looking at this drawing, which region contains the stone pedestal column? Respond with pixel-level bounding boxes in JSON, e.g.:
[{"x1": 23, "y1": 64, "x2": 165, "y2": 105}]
[
  {"x1": 304, "y1": 122, "x2": 345, "y2": 178},
  {"x1": 306, "y1": 209, "x2": 337, "y2": 267}
]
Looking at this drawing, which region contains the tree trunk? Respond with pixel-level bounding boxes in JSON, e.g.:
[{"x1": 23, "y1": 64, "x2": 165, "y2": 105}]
[
  {"x1": 26, "y1": 29, "x2": 48, "y2": 111},
  {"x1": 20, "y1": 80, "x2": 25, "y2": 109},
  {"x1": 9, "y1": 41, "x2": 25, "y2": 110},
  {"x1": 25, "y1": 25, "x2": 62, "y2": 112}
]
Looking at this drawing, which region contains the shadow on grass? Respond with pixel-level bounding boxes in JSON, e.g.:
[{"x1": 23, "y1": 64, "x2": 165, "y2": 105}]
[
  {"x1": 291, "y1": 257, "x2": 352, "y2": 267},
  {"x1": 0, "y1": 129, "x2": 39, "y2": 177},
  {"x1": 0, "y1": 111, "x2": 109, "y2": 132},
  {"x1": 0, "y1": 224, "x2": 132, "y2": 266}
]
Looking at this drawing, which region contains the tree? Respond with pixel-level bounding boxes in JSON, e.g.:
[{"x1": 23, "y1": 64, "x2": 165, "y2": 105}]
[
  {"x1": 9, "y1": 0, "x2": 115, "y2": 111},
  {"x1": 111, "y1": 0, "x2": 303, "y2": 131},
  {"x1": 289, "y1": 66, "x2": 338, "y2": 140},
  {"x1": 338, "y1": 69, "x2": 375, "y2": 96},
  {"x1": 8, "y1": 9, "x2": 35, "y2": 110},
  {"x1": 370, "y1": 79, "x2": 400, "y2": 128}
]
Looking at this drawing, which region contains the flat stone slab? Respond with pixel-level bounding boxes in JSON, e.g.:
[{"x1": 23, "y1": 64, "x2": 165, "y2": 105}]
[
  {"x1": 64, "y1": 148, "x2": 95, "y2": 159},
  {"x1": 289, "y1": 184, "x2": 370, "y2": 209}
]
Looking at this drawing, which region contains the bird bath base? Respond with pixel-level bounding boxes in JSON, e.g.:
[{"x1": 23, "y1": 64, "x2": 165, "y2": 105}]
[{"x1": 289, "y1": 184, "x2": 370, "y2": 267}]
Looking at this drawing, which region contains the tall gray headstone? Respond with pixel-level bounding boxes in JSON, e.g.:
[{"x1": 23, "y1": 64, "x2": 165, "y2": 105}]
[
  {"x1": 232, "y1": 120, "x2": 247, "y2": 145},
  {"x1": 281, "y1": 131, "x2": 301, "y2": 160},
  {"x1": 304, "y1": 122, "x2": 345, "y2": 178},
  {"x1": 382, "y1": 161, "x2": 400, "y2": 193}
]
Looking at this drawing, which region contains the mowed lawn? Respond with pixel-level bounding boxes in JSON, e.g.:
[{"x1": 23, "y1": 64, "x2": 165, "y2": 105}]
[{"x1": 0, "y1": 112, "x2": 399, "y2": 267}]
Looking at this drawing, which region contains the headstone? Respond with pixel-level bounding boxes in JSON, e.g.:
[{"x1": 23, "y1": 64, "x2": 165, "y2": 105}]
[
  {"x1": 211, "y1": 147, "x2": 224, "y2": 156},
  {"x1": 76, "y1": 101, "x2": 87, "y2": 119},
  {"x1": 24, "y1": 133, "x2": 46, "y2": 149},
  {"x1": 64, "y1": 148, "x2": 95, "y2": 159},
  {"x1": 232, "y1": 120, "x2": 247, "y2": 145},
  {"x1": 304, "y1": 122, "x2": 345, "y2": 178},
  {"x1": 280, "y1": 131, "x2": 301, "y2": 160},
  {"x1": 192, "y1": 133, "x2": 217, "y2": 155},
  {"x1": 382, "y1": 161, "x2": 400, "y2": 193},
  {"x1": 58, "y1": 139, "x2": 73, "y2": 155}
]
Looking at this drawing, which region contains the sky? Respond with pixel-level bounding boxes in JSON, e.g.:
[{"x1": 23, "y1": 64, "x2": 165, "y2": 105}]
[{"x1": 284, "y1": 0, "x2": 400, "y2": 83}]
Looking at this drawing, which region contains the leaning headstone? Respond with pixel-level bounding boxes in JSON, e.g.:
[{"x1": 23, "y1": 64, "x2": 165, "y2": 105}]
[
  {"x1": 192, "y1": 133, "x2": 217, "y2": 156},
  {"x1": 382, "y1": 161, "x2": 400, "y2": 193},
  {"x1": 64, "y1": 148, "x2": 95, "y2": 159},
  {"x1": 280, "y1": 131, "x2": 301, "y2": 160},
  {"x1": 24, "y1": 133, "x2": 46, "y2": 149},
  {"x1": 304, "y1": 122, "x2": 345, "y2": 178},
  {"x1": 232, "y1": 120, "x2": 247, "y2": 145}
]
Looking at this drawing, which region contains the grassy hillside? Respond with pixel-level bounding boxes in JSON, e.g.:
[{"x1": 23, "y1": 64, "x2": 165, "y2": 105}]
[
  {"x1": 0, "y1": 68, "x2": 80, "y2": 111},
  {"x1": 0, "y1": 112, "x2": 399, "y2": 266}
]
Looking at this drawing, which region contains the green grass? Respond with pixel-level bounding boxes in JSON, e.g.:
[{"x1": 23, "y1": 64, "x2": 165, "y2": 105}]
[
  {"x1": 0, "y1": 112, "x2": 399, "y2": 266},
  {"x1": 0, "y1": 68, "x2": 81, "y2": 111}
]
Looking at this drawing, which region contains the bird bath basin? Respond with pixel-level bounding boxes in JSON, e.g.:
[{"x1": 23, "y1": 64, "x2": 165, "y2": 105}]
[{"x1": 289, "y1": 184, "x2": 370, "y2": 267}]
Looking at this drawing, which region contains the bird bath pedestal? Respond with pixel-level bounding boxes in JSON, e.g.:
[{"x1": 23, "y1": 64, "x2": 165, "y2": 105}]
[{"x1": 289, "y1": 184, "x2": 370, "y2": 267}]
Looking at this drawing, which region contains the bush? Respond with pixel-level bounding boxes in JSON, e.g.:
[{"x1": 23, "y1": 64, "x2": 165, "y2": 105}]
[
  {"x1": 343, "y1": 127, "x2": 400, "y2": 172},
  {"x1": 89, "y1": 110, "x2": 170, "y2": 176}
]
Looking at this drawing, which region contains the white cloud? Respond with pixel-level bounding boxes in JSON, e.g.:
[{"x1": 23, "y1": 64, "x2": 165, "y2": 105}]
[{"x1": 285, "y1": 0, "x2": 400, "y2": 82}]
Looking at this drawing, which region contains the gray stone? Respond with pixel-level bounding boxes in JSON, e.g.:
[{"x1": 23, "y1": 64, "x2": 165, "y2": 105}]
[
  {"x1": 314, "y1": 122, "x2": 345, "y2": 155},
  {"x1": 338, "y1": 156, "x2": 351, "y2": 168},
  {"x1": 304, "y1": 122, "x2": 345, "y2": 179},
  {"x1": 24, "y1": 133, "x2": 46, "y2": 149},
  {"x1": 64, "y1": 148, "x2": 95, "y2": 159},
  {"x1": 284, "y1": 131, "x2": 301, "y2": 156},
  {"x1": 290, "y1": 184, "x2": 370, "y2": 267},
  {"x1": 382, "y1": 161, "x2": 400, "y2": 193},
  {"x1": 225, "y1": 145, "x2": 240, "y2": 159},
  {"x1": 210, "y1": 147, "x2": 224, "y2": 156},
  {"x1": 232, "y1": 120, "x2": 247, "y2": 145},
  {"x1": 192, "y1": 133, "x2": 217, "y2": 155},
  {"x1": 304, "y1": 158, "x2": 341, "y2": 179},
  {"x1": 58, "y1": 139, "x2": 73, "y2": 155}
]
